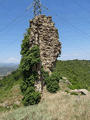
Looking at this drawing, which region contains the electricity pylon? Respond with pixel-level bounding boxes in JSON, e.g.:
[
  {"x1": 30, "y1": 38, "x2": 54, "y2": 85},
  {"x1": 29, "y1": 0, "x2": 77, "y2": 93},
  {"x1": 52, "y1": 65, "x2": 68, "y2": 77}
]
[
  {"x1": 26, "y1": 0, "x2": 48, "y2": 17},
  {"x1": 33, "y1": 0, "x2": 42, "y2": 17}
]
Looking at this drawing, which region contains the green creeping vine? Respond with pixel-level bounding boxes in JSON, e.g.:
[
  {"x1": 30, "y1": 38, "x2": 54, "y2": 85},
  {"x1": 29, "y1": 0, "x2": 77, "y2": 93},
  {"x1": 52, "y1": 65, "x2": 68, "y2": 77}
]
[{"x1": 19, "y1": 29, "x2": 41, "y2": 105}]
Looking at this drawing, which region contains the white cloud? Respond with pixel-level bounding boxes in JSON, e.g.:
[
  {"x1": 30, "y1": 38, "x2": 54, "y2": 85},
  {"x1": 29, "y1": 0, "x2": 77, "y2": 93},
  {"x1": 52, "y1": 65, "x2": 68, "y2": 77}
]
[{"x1": 7, "y1": 57, "x2": 20, "y2": 63}]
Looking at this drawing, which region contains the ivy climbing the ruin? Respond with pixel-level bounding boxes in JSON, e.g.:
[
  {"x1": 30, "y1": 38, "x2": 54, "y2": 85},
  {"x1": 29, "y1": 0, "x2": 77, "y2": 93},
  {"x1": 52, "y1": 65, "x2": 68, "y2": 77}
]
[{"x1": 19, "y1": 29, "x2": 41, "y2": 105}]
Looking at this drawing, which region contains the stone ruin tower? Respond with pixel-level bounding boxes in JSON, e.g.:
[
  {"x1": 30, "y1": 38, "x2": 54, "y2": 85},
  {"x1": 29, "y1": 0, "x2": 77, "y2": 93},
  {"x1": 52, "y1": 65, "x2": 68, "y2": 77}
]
[
  {"x1": 29, "y1": 15, "x2": 61, "y2": 74},
  {"x1": 29, "y1": 15, "x2": 61, "y2": 91}
]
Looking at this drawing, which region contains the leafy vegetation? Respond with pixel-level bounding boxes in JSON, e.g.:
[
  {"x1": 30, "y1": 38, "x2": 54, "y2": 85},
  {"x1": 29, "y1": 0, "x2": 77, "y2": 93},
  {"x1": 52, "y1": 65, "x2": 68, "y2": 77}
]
[
  {"x1": 45, "y1": 72, "x2": 61, "y2": 93},
  {"x1": 54, "y1": 60, "x2": 90, "y2": 91},
  {"x1": 70, "y1": 92, "x2": 78, "y2": 96},
  {"x1": 19, "y1": 29, "x2": 41, "y2": 105}
]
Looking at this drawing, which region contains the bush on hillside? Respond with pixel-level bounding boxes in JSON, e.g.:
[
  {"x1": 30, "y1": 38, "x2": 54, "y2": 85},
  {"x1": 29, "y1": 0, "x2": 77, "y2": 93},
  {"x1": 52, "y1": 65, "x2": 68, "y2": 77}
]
[
  {"x1": 45, "y1": 72, "x2": 60, "y2": 93},
  {"x1": 22, "y1": 90, "x2": 41, "y2": 105},
  {"x1": 47, "y1": 80, "x2": 59, "y2": 93}
]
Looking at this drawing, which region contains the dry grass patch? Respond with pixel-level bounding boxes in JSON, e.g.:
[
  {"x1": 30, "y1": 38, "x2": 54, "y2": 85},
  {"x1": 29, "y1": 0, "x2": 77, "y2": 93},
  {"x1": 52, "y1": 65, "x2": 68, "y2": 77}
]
[{"x1": 0, "y1": 90, "x2": 90, "y2": 120}]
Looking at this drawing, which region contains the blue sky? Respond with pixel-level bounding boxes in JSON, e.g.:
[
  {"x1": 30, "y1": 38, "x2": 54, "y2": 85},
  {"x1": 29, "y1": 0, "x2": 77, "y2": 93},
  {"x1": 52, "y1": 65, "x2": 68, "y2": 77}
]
[{"x1": 0, "y1": 0, "x2": 90, "y2": 63}]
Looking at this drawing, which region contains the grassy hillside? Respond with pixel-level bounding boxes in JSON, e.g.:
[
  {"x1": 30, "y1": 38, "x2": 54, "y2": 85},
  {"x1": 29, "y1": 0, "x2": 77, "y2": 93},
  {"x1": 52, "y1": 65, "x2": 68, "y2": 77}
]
[
  {"x1": 54, "y1": 60, "x2": 90, "y2": 91},
  {"x1": 0, "y1": 70, "x2": 22, "y2": 106},
  {"x1": 0, "y1": 60, "x2": 90, "y2": 114}
]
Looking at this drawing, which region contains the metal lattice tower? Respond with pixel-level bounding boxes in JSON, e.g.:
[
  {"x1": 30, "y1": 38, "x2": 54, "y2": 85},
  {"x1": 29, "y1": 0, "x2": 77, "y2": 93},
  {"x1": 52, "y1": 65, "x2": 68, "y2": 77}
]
[{"x1": 33, "y1": 0, "x2": 42, "y2": 17}]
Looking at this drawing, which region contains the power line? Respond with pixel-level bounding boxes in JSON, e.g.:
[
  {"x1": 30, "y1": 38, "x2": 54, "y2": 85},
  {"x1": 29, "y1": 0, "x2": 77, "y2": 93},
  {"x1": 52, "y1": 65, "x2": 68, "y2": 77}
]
[
  {"x1": 0, "y1": 0, "x2": 47, "y2": 34},
  {"x1": 0, "y1": 15, "x2": 30, "y2": 41},
  {"x1": 0, "y1": 1, "x2": 90, "y2": 40},
  {"x1": 0, "y1": 1, "x2": 90, "y2": 55},
  {"x1": 0, "y1": 16, "x2": 29, "y2": 46},
  {"x1": 74, "y1": 0, "x2": 90, "y2": 14},
  {"x1": 0, "y1": 1, "x2": 33, "y2": 33},
  {"x1": 72, "y1": 0, "x2": 90, "y2": 24},
  {"x1": 58, "y1": 14, "x2": 90, "y2": 38},
  {"x1": 46, "y1": 6, "x2": 90, "y2": 39},
  {"x1": 0, "y1": 1, "x2": 22, "y2": 20},
  {"x1": 0, "y1": 8, "x2": 31, "y2": 33}
]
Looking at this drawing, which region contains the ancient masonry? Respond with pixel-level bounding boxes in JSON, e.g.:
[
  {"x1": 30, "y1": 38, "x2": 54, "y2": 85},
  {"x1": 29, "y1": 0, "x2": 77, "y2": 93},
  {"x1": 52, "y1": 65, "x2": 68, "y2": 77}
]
[{"x1": 29, "y1": 15, "x2": 61, "y2": 74}]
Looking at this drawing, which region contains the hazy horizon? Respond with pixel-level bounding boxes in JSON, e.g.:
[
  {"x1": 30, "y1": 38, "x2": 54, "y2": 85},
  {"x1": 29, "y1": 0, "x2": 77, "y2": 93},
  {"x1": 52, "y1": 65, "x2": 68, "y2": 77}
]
[{"x1": 0, "y1": 59, "x2": 90, "y2": 64}]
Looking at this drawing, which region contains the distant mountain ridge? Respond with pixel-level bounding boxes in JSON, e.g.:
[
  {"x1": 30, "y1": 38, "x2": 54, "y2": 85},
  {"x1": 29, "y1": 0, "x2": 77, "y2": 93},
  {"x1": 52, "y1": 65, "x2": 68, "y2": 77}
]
[
  {"x1": 0, "y1": 63, "x2": 18, "y2": 67},
  {"x1": 0, "y1": 63, "x2": 18, "y2": 76}
]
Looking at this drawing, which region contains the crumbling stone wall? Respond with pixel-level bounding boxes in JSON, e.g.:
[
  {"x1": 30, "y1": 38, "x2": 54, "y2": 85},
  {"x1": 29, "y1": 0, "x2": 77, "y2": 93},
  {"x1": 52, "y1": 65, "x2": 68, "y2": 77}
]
[{"x1": 29, "y1": 15, "x2": 61, "y2": 74}]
